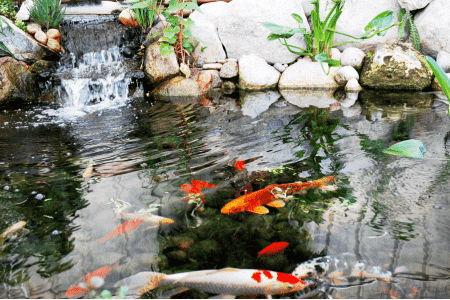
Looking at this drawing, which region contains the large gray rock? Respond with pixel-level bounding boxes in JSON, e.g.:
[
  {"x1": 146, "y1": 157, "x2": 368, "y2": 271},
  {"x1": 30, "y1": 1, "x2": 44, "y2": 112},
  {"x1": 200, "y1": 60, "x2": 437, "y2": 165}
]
[
  {"x1": 241, "y1": 90, "x2": 280, "y2": 119},
  {"x1": 0, "y1": 57, "x2": 37, "y2": 105},
  {"x1": 397, "y1": 0, "x2": 433, "y2": 10},
  {"x1": 415, "y1": 0, "x2": 450, "y2": 56},
  {"x1": 319, "y1": 0, "x2": 401, "y2": 51},
  {"x1": 238, "y1": 54, "x2": 280, "y2": 90},
  {"x1": 436, "y1": 51, "x2": 450, "y2": 72},
  {"x1": 278, "y1": 60, "x2": 340, "y2": 90},
  {"x1": 189, "y1": 1, "x2": 230, "y2": 29},
  {"x1": 360, "y1": 43, "x2": 432, "y2": 90},
  {"x1": 217, "y1": 0, "x2": 310, "y2": 64},
  {"x1": 340, "y1": 47, "x2": 365, "y2": 68},
  {"x1": 0, "y1": 17, "x2": 47, "y2": 62},
  {"x1": 144, "y1": 42, "x2": 179, "y2": 84},
  {"x1": 191, "y1": 20, "x2": 226, "y2": 67}
]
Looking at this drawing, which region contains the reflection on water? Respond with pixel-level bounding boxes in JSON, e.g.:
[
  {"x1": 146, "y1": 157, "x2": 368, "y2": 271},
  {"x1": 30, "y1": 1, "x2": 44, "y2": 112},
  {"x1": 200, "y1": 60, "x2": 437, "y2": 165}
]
[{"x1": 1, "y1": 89, "x2": 450, "y2": 298}]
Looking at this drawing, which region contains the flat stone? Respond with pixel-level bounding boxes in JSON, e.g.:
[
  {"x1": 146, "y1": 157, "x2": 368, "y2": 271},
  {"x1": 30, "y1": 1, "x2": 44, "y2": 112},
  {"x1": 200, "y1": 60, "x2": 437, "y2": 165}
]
[
  {"x1": 238, "y1": 54, "x2": 280, "y2": 90},
  {"x1": 202, "y1": 63, "x2": 223, "y2": 70}
]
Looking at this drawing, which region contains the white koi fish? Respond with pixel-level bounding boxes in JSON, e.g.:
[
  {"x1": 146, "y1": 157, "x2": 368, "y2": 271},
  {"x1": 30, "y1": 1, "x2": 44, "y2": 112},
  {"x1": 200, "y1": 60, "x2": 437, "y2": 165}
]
[
  {"x1": 1, "y1": 221, "x2": 26, "y2": 239},
  {"x1": 114, "y1": 268, "x2": 309, "y2": 298}
]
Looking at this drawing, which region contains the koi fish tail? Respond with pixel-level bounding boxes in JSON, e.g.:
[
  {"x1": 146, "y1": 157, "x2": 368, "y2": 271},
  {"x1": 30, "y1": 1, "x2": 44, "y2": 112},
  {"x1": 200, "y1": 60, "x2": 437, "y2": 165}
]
[{"x1": 114, "y1": 271, "x2": 166, "y2": 296}]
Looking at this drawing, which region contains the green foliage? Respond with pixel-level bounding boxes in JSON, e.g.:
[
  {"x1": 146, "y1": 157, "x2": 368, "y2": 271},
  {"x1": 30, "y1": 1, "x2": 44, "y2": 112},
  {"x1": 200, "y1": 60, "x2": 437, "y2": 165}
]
[
  {"x1": 262, "y1": 0, "x2": 398, "y2": 72},
  {"x1": 397, "y1": 9, "x2": 421, "y2": 51},
  {"x1": 29, "y1": 0, "x2": 66, "y2": 31},
  {"x1": 129, "y1": 0, "x2": 158, "y2": 30},
  {"x1": 391, "y1": 115, "x2": 414, "y2": 141},
  {"x1": 0, "y1": 16, "x2": 15, "y2": 58},
  {"x1": 426, "y1": 56, "x2": 450, "y2": 114}
]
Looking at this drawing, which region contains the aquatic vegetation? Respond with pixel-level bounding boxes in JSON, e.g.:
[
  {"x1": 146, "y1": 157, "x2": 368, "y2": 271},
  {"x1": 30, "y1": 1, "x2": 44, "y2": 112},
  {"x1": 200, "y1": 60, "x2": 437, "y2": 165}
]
[
  {"x1": 262, "y1": 0, "x2": 398, "y2": 73},
  {"x1": 114, "y1": 267, "x2": 308, "y2": 297},
  {"x1": 66, "y1": 262, "x2": 119, "y2": 298},
  {"x1": 426, "y1": 56, "x2": 450, "y2": 114},
  {"x1": 257, "y1": 242, "x2": 289, "y2": 260},
  {"x1": 391, "y1": 115, "x2": 415, "y2": 141},
  {"x1": 382, "y1": 139, "x2": 427, "y2": 159}
]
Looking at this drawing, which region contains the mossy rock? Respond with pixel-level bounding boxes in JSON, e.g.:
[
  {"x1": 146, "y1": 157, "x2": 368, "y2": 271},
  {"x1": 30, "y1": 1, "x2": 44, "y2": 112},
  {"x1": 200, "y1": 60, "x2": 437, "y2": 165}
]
[
  {"x1": 188, "y1": 239, "x2": 223, "y2": 264},
  {"x1": 172, "y1": 236, "x2": 195, "y2": 250},
  {"x1": 166, "y1": 249, "x2": 188, "y2": 263},
  {"x1": 360, "y1": 43, "x2": 432, "y2": 90}
]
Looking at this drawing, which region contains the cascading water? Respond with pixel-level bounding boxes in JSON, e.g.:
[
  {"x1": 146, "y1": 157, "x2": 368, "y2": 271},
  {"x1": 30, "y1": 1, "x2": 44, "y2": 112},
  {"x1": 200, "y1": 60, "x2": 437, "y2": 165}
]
[{"x1": 43, "y1": 15, "x2": 142, "y2": 119}]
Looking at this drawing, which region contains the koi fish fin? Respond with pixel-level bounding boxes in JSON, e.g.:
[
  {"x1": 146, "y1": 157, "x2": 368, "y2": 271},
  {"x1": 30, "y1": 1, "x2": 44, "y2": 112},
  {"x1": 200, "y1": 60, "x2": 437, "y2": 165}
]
[
  {"x1": 247, "y1": 206, "x2": 269, "y2": 214},
  {"x1": 207, "y1": 294, "x2": 236, "y2": 299},
  {"x1": 97, "y1": 237, "x2": 108, "y2": 245},
  {"x1": 160, "y1": 287, "x2": 190, "y2": 298},
  {"x1": 266, "y1": 200, "x2": 285, "y2": 208},
  {"x1": 114, "y1": 272, "x2": 165, "y2": 296}
]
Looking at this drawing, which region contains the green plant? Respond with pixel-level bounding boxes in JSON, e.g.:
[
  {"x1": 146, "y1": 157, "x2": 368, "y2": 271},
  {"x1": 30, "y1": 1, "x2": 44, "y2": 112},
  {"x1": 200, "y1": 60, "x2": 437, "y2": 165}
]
[
  {"x1": 426, "y1": 56, "x2": 450, "y2": 114},
  {"x1": 130, "y1": 0, "x2": 159, "y2": 31},
  {"x1": 397, "y1": 8, "x2": 421, "y2": 51},
  {"x1": 129, "y1": 0, "x2": 201, "y2": 77},
  {"x1": 262, "y1": 0, "x2": 399, "y2": 74},
  {"x1": 14, "y1": 18, "x2": 26, "y2": 31},
  {"x1": 29, "y1": 0, "x2": 66, "y2": 31},
  {"x1": 0, "y1": 16, "x2": 15, "y2": 58}
]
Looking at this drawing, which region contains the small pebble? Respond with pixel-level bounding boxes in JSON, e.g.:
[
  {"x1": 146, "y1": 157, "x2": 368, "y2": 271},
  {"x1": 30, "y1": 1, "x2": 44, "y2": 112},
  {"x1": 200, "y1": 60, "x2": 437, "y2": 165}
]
[
  {"x1": 273, "y1": 62, "x2": 285, "y2": 72},
  {"x1": 51, "y1": 230, "x2": 60, "y2": 235},
  {"x1": 35, "y1": 193, "x2": 45, "y2": 200},
  {"x1": 434, "y1": 205, "x2": 441, "y2": 209},
  {"x1": 31, "y1": 191, "x2": 37, "y2": 194},
  {"x1": 67, "y1": 153, "x2": 71, "y2": 156},
  {"x1": 4, "y1": 186, "x2": 10, "y2": 190}
]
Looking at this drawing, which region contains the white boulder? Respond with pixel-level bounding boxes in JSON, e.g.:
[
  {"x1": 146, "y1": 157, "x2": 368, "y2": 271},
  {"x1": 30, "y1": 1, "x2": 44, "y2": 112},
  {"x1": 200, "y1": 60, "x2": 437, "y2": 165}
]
[
  {"x1": 217, "y1": 0, "x2": 310, "y2": 64},
  {"x1": 340, "y1": 47, "x2": 366, "y2": 68},
  {"x1": 397, "y1": 0, "x2": 432, "y2": 11},
  {"x1": 436, "y1": 51, "x2": 450, "y2": 73},
  {"x1": 238, "y1": 54, "x2": 280, "y2": 90},
  {"x1": 414, "y1": 0, "x2": 450, "y2": 56},
  {"x1": 278, "y1": 60, "x2": 340, "y2": 90},
  {"x1": 345, "y1": 78, "x2": 362, "y2": 92},
  {"x1": 191, "y1": 20, "x2": 226, "y2": 67},
  {"x1": 335, "y1": 66, "x2": 359, "y2": 86},
  {"x1": 189, "y1": 1, "x2": 230, "y2": 29}
]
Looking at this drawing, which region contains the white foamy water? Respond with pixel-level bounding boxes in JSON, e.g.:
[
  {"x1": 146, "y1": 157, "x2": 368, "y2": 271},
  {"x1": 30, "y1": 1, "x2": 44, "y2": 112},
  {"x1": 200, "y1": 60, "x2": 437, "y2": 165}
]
[{"x1": 44, "y1": 46, "x2": 134, "y2": 120}]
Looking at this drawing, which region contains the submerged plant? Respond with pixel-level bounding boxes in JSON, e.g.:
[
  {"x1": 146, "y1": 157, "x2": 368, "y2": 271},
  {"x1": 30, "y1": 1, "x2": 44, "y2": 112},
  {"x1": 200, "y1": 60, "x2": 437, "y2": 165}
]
[
  {"x1": 426, "y1": 56, "x2": 450, "y2": 114},
  {"x1": 262, "y1": 0, "x2": 400, "y2": 73},
  {"x1": 29, "y1": 0, "x2": 66, "y2": 31}
]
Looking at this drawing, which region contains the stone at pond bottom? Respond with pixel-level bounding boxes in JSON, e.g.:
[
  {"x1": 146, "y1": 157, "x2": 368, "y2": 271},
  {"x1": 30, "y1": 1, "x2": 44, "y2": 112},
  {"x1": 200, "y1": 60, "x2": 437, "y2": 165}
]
[
  {"x1": 26, "y1": 23, "x2": 41, "y2": 35},
  {"x1": 47, "y1": 38, "x2": 62, "y2": 53},
  {"x1": 144, "y1": 42, "x2": 180, "y2": 85},
  {"x1": 34, "y1": 31, "x2": 47, "y2": 45},
  {"x1": 334, "y1": 66, "x2": 359, "y2": 86},
  {"x1": 219, "y1": 60, "x2": 238, "y2": 78},
  {"x1": 436, "y1": 50, "x2": 450, "y2": 73},
  {"x1": 241, "y1": 90, "x2": 280, "y2": 119},
  {"x1": 0, "y1": 57, "x2": 37, "y2": 105},
  {"x1": 238, "y1": 54, "x2": 280, "y2": 90},
  {"x1": 280, "y1": 90, "x2": 337, "y2": 108},
  {"x1": 360, "y1": 43, "x2": 432, "y2": 90},
  {"x1": 151, "y1": 76, "x2": 203, "y2": 98},
  {"x1": 46, "y1": 29, "x2": 61, "y2": 43},
  {"x1": 278, "y1": 60, "x2": 340, "y2": 90},
  {"x1": 119, "y1": 9, "x2": 139, "y2": 27},
  {"x1": 340, "y1": 47, "x2": 365, "y2": 68},
  {"x1": 221, "y1": 81, "x2": 235, "y2": 94}
]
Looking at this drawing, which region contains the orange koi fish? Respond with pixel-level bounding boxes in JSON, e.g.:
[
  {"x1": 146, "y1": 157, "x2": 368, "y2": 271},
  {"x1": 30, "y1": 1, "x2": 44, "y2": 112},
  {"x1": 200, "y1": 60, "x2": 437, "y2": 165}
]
[
  {"x1": 66, "y1": 262, "x2": 119, "y2": 298},
  {"x1": 114, "y1": 267, "x2": 308, "y2": 298},
  {"x1": 120, "y1": 212, "x2": 174, "y2": 226},
  {"x1": 257, "y1": 242, "x2": 289, "y2": 260},
  {"x1": 97, "y1": 219, "x2": 144, "y2": 244},
  {"x1": 235, "y1": 160, "x2": 246, "y2": 171},
  {"x1": 221, "y1": 175, "x2": 336, "y2": 215},
  {"x1": 181, "y1": 180, "x2": 218, "y2": 203}
]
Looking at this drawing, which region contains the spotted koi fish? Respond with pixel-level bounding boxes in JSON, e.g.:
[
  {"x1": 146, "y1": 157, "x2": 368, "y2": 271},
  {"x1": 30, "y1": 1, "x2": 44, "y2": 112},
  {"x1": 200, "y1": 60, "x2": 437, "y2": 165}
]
[
  {"x1": 221, "y1": 176, "x2": 336, "y2": 215},
  {"x1": 114, "y1": 268, "x2": 309, "y2": 298},
  {"x1": 292, "y1": 253, "x2": 409, "y2": 289}
]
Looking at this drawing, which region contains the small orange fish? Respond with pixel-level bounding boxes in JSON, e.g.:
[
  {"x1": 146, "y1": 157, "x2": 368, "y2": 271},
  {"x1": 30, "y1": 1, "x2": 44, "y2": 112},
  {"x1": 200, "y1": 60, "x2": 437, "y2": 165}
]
[
  {"x1": 235, "y1": 160, "x2": 246, "y2": 171},
  {"x1": 181, "y1": 180, "x2": 218, "y2": 203},
  {"x1": 66, "y1": 262, "x2": 119, "y2": 298},
  {"x1": 97, "y1": 219, "x2": 144, "y2": 244},
  {"x1": 257, "y1": 242, "x2": 289, "y2": 260}
]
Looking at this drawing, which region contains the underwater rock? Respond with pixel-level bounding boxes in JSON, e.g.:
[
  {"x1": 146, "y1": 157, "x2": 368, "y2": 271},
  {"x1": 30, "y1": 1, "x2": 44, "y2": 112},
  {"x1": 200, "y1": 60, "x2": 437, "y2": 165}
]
[
  {"x1": 172, "y1": 236, "x2": 195, "y2": 250},
  {"x1": 360, "y1": 43, "x2": 432, "y2": 90},
  {"x1": 167, "y1": 249, "x2": 188, "y2": 263},
  {"x1": 188, "y1": 239, "x2": 223, "y2": 263}
]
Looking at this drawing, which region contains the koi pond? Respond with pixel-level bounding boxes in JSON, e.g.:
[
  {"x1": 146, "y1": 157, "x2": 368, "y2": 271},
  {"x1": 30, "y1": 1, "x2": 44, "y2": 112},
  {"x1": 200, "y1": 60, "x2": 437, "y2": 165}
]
[{"x1": 2, "y1": 15, "x2": 450, "y2": 300}]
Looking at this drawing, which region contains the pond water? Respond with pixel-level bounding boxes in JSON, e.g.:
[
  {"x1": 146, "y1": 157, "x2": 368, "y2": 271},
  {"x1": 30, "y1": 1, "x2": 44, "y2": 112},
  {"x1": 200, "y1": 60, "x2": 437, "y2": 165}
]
[{"x1": 2, "y1": 16, "x2": 450, "y2": 300}]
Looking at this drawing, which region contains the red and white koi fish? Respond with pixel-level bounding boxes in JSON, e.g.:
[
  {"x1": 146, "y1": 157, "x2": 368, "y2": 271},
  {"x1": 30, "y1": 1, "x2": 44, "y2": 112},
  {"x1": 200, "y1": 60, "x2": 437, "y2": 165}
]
[
  {"x1": 120, "y1": 212, "x2": 174, "y2": 227},
  {"x1": 114, "y1": 268, "x2": 308, "y2": 298},
  {"x1": 97, "y1": 218, "x2": 144, "y2": 244},
  {"x1": 235, "y1": 160, "x2": 246, "y2": 171},
  {"x1": 66, "y1": 262, "x2": 119, "y2": 298},
  {"x1": 257, "y1": 242, "x2": 289, "y2": 260},
  {"x1": 221, "y1": 176, "x2": 336, "y2": 215}
]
